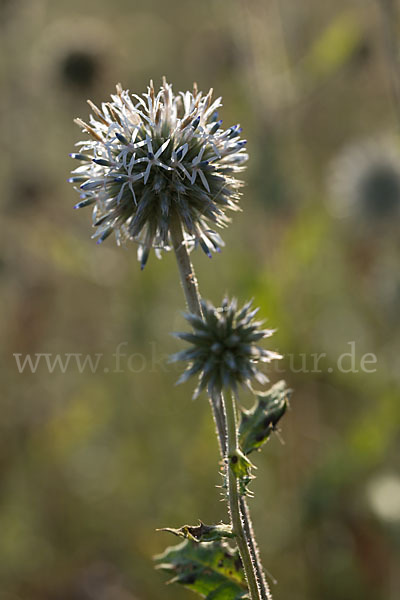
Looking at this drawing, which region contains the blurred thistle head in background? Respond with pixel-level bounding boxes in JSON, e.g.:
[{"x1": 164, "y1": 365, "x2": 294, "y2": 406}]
[
  {"x1": 32, "y1": 18, "x2": 112, "y2": 93},
  {"x1": 171, "y1": 298, "x2": 281, "y2": 398},
  {"x1": 69, "y1": 79, "x2": 248, "y2": 268},
  {"x1": 327, "y1": 136, "x2": 400, "y2": 227},
  {"x1": 61, "y1": 49, "x2": 101, "y2": 90}
]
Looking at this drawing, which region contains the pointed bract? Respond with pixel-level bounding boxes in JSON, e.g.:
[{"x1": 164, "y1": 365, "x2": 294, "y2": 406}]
[{"x1": 173, "y1": 298, "x2": 282, "y2": 398}]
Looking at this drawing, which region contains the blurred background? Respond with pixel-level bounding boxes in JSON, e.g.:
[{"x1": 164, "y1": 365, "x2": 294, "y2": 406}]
[{"x1": 1, "y1": 0, "x2": 400, "y2": 598}]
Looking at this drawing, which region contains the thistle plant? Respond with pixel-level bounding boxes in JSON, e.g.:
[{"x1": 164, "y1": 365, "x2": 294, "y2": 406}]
[{"x1": 69, "y1": 78, "x2": 290, "y2": 600}]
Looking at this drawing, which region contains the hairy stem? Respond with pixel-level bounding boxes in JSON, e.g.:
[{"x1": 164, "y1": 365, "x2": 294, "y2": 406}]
[
  {"x1": 223, "y1": 390, "x2": 261, "y2": 600},
  {"x1": 170, "y1": 212, "x2": 202, "y2": 318},
  {"x1": 215, "y1": 397, "x2": 271, "y2": 600},
  {"x1": 170, "y1": 213, "x2": 227, "y2": 448},
  {"x1": 214, "y1": 394, "x2": 271, "y2": 600},
  {"x1": 170, "y1": 213, "x2": 265, "y2": 600},
  {"x1": 211, "y1": 391, "x2": 227, "y2": 458},
  {"x1": 240, "y1": 497, "x2": 272, "y2": 600}
]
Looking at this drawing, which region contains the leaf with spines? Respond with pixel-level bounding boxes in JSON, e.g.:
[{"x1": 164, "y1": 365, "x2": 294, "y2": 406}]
[
  {"x1": 218, "y1": 449, "x2": 256, "y2": 498},
  {"x1": 158, "y1": 521, "x2": 235, "y2": 543},
  {"x1": 155, "y1": 538, "x2": 249, "y2": 599},
  {"x1": 229, "y1": 450, "x2": 256, "y2": 498},
  {"x1": 239, "y1": 380, "x2": 290, "y2": 455}
]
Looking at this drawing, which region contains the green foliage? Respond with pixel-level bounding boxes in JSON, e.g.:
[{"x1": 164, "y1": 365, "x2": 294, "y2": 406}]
[
  {"x1": 239, "y1": 380, "x2": 290, "y2": 455},
  {"x1": 304, "y1": 12, "x2": 365, "y2": 80},
  {"x1": 158, "y1": 521, "x2": 235, "y2": 542},
  {"x1": 155, "y1": 538, "x2": 249, "y2": 599},
  {"x1": 229, "y1": 450, "x2": 256, "y2": 497}
]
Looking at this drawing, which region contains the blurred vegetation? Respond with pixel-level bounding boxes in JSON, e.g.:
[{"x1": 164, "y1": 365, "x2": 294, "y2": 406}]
[{"x1": 1, "y1": 0, "x2": 400, "y2": 599}]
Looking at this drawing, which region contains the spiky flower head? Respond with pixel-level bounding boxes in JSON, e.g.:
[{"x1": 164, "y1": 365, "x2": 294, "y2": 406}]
[
  {"x1": 327, "y1": 136, "x2": 400, "y2": 225},
  {"x1": 69, "y1": 78, "x2": 248, "y2": 268},
  {"x1": 171, "y1": 298, "x2": 282, "y2": 398}
]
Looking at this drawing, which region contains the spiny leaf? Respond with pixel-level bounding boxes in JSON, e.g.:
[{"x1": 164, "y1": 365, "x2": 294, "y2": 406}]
[
  {"x1": 229, "y1": 450, "x2": 254, "y2": 479},
  {"x1": 239, "y1": 380, "x2": 290, "y2": 455},
  {"x1": 219, "y1": 452, "x2": 256, "y2": 499},
  {"x1": 229, "y1": 450, "x2": 256, "y2": 498},
  {"x1": 155, "y1": 538, "x2": 249, "y2": 599},
  {"x1": 158, "y1": 521, "x2": 235, "y2": 542}
]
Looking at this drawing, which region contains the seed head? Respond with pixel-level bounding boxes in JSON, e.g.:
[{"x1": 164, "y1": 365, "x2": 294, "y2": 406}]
[
  {"x1": 171, "y1": 298, "x2": 282, "y2": 398},
  {"x1": 69, "y1": 79, "x2": 248, "y2": 268}
]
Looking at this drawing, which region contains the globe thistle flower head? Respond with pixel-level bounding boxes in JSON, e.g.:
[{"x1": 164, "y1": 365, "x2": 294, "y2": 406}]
[
  {"x1": 171, "y1": 298, "x2": 282, "y2": 398},
  {"x1": 69, "y1": 79, "x2": 248, "y2": 268},
  {"x1": 328, "y1": 136, "x2": 400, "y2": 225}
]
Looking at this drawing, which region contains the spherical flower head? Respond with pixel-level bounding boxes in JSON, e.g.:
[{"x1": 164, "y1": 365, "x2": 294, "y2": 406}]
[
  {"x1": 327, "y1": 136, "x2": 400, "y2": 225},
  {"x1": 171, "y1": 298, "x2": 282, "y2": 398},
  {"x1": 69, "y1": 79, "x2": 248, "y2": 268}
]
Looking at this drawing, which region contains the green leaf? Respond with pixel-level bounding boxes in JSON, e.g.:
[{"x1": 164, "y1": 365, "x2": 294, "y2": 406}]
[
  {"x1": 239, "y1": 380, "x2": 290, "y2": 455},
  {"x1": 229, "y1": 450, "x2": 256, "y2": 497},
  {"x1": 158, "y1": 521, "x2": 235, "y2": 542},
  {"x1": 155, "y1": 538, "x2": 249, "y2": 599}
]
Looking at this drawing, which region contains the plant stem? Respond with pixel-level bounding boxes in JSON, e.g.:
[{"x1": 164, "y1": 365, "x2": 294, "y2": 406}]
[
  {"x1": 223, "y1": 390, "x2": 261, "y2": 600},
  {"x1": 240, "y1": 497, "x2": 272, "y2": 600},
  {"x1": 215, "y1": 394, "x2": 271, "y2": 600},
  {"x1": 170, "y1": 212, "x2": 202, "y2": 318},
  {"x1": 169, "y1": 213, "x2": 227, "y2": 450},
  {"x1": 213, "y1": 404, "x2": 271, "y2": 600},
  {"x1": 209, "y1": 391, "x2": 227, "y2": 458},
  {"x1": 170, "y1": 213, "x2": 266, "y2": 600}
]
